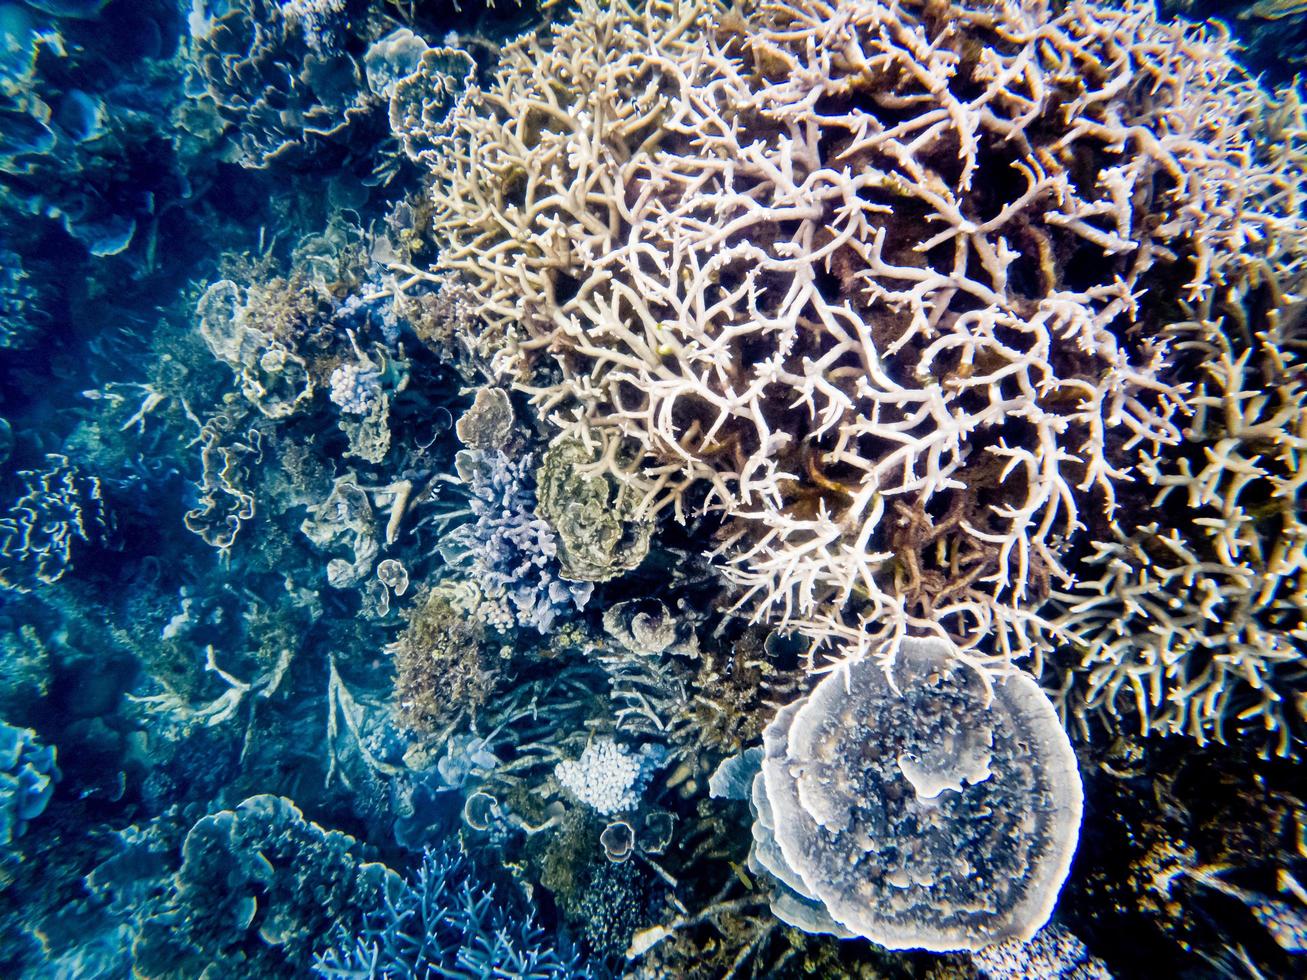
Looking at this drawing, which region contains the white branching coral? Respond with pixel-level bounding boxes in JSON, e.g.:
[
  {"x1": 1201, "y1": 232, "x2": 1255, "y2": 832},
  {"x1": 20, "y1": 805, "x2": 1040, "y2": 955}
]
[{"x1": 418, "y1": 0, "x2": 1306, "y2": 678}]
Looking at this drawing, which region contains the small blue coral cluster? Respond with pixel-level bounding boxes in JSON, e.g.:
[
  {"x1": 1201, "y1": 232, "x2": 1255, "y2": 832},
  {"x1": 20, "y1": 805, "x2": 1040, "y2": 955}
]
[{"x1": 315, "y1": 842, "x2": 590, "y2": 980}]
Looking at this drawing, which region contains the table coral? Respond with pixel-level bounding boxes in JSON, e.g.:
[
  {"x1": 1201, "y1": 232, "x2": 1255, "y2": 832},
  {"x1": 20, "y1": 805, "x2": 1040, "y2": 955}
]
[{"x1": 748, "y1": 636, "x2": 1083, "y2": 951}]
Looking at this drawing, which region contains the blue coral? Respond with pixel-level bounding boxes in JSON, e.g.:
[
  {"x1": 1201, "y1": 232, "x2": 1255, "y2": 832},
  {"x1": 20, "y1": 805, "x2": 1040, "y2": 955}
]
[
  {"x1": 0, "y1": 722, "x2": 59, "y2": 845},
  {"x1": 314, "y1": 842, "x2": 591, "y2": 979}
]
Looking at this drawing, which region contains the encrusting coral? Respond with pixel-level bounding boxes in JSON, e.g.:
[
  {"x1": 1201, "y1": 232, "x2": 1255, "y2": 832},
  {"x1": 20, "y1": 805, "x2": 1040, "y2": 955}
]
[
  {"x1": 131, "y1": 795, "x2": 400, "y2": 978},
  {"x1": 389, "y1": 588, "x2": 491, "y2": 738},
  {"x1": 414, "y1": 0, "x2": 1307, "y2": 687}
]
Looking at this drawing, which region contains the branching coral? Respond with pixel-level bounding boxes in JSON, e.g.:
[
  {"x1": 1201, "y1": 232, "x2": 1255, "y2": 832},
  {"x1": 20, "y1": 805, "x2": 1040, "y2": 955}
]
[
  {"x1": 421, "y1": 0, "x2": 1307, "y2": 672},
  {"x1": 314, "y1": 841, "x2": 590, "y2": 979},
  {"x1": 1056, "y1": 312, "x2": 1307, "y2": 755},
  {"x1": 132, "y1": 795, "x2": 401, "y2": 978}
]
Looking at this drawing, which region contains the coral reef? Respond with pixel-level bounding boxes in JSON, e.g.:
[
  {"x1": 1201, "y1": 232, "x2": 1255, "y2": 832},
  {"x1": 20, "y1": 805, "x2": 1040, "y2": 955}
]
[
  {"x1": 439, "y1": 444, "x2": 594, "y2": 631},
  {"x1": 1, "y1": 1, "x2": 1303, "y2": 978},
  {"x1": 182, "y1": 0, "x2": 380, "y2": 169},
  {"x1": 1056, "y1": 313, "x2": 1307, "y2": 753},
  {"x1": 972, "y1": 921, "x2": 1111, "y2": 979},
  {"x1": 0, "y1": 247, "x2": 46, "y2": 349},
  {"x1": 555, "y1": 736, "x2": 662, "y2": 816}
]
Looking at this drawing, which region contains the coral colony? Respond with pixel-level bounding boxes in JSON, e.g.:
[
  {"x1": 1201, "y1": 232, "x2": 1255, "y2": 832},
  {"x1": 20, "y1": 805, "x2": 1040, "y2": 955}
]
[{"x1": 0, "y1": 0, "x2": 1304, "y2": 978}]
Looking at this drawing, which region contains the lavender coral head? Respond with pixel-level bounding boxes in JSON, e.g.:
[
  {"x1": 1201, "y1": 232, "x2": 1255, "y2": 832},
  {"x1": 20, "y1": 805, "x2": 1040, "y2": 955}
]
[{"x1": 439, "y1": 448, "x2": 592, "y2": 633}]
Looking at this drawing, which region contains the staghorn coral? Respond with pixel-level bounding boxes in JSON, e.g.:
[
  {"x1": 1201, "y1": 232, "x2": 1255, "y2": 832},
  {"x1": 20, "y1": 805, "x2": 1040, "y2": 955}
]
[
  {"x1": 1056, "y1": 312, "x2": 1307, "y2": 755},
  {"x1": 420, "y1": 0, "x2": 1307, "y2": 673},
  {"x1": 593, "y1": 602, "x2": 800, "y2": 781}
]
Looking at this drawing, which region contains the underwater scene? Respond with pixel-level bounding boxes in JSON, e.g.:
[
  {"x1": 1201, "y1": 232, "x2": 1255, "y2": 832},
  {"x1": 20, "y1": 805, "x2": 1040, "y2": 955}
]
[{"x1": 1, "y1": 0, "x2": 1305, "y2": 977}]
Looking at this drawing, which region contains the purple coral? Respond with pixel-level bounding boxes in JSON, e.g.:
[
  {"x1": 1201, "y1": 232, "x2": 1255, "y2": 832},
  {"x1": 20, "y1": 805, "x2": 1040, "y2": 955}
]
[{"x1": 438, "y1": 448, "x2": 591, "y2": 633}]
